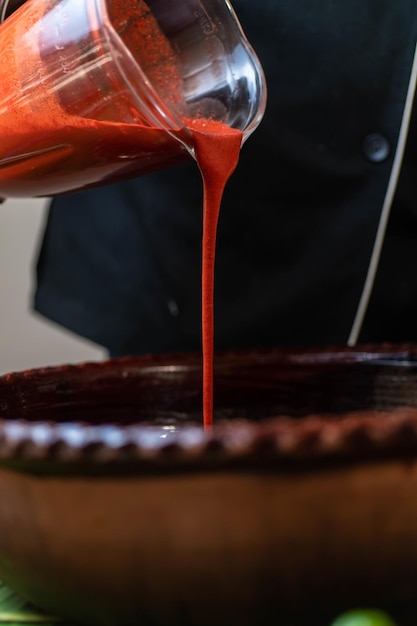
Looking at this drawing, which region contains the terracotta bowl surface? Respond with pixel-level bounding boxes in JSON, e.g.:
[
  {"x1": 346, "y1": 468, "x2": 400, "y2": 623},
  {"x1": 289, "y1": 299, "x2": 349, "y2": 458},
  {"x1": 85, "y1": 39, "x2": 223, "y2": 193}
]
[{"x1": 1, "y1": 344, "x2": 417, "y2": 625}]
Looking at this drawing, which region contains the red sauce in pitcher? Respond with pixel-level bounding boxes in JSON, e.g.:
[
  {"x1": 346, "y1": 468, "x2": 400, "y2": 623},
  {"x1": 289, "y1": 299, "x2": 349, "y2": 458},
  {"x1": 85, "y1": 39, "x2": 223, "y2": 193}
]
[{"x1": 0, "y1": 0, "x2": 243, "y2": 428}]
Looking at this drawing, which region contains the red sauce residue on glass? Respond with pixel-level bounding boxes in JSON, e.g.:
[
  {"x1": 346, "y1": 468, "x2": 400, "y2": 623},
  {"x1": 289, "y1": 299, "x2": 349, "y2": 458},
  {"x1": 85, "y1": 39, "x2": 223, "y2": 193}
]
[
  {"x1": 0, "y1": 0, "x2": 243, "y2": 429},
  {"x1": 0, "y1": 0, "x2": 189, "y2": 197}
]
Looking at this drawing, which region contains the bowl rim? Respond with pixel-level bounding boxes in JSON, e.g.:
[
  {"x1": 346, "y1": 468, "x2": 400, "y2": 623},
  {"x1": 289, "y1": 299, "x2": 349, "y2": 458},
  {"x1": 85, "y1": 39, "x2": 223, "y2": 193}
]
[{"x1": 1, "y1": 343, "x2": 417, "y2": 475}]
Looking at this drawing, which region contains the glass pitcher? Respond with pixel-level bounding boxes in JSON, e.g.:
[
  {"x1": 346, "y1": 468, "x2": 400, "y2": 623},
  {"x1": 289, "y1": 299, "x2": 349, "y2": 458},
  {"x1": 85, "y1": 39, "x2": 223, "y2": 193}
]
[{"x1": 0, "y1": 0, "x2": 266, "y2": 198}]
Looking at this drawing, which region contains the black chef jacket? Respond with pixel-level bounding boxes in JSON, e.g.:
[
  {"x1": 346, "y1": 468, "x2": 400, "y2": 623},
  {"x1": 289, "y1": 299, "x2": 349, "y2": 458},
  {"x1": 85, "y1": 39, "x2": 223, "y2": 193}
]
[{"x1": 34, "y1": 0, "x2": 417, "y2": 356}]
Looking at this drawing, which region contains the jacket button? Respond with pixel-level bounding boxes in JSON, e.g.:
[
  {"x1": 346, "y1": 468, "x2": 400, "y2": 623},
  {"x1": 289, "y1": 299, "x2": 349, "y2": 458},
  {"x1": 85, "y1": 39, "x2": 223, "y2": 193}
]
[{"x1": 363, "y1": 133, "x2": 390, "y2": 163}]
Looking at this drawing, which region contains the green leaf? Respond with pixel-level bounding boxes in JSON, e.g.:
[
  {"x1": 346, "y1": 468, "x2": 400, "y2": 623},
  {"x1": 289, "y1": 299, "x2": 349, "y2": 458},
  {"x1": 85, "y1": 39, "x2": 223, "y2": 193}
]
[
  {"x1": 0, "y1": 582, "x2": 62, "y2": 625},
  {"x1": 330, "y1": 609, "x2": 398, "y2": 626}
]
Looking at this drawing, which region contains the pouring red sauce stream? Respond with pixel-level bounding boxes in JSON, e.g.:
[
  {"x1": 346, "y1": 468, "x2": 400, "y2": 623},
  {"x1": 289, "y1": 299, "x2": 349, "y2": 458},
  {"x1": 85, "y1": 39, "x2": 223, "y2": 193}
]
[
  {"x1": 189, "y1": 120, "x2": 242, "y2": 428},
  {"x1": 0, "y1": 0, "x2": 243, "y2": 428}
]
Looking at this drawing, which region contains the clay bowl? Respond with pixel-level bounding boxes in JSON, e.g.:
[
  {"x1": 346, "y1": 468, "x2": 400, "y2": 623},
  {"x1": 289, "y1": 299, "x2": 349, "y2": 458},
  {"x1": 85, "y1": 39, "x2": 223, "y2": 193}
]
[{"x1": 1, "y1": 345, "x2": 417, "y2": 625}]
